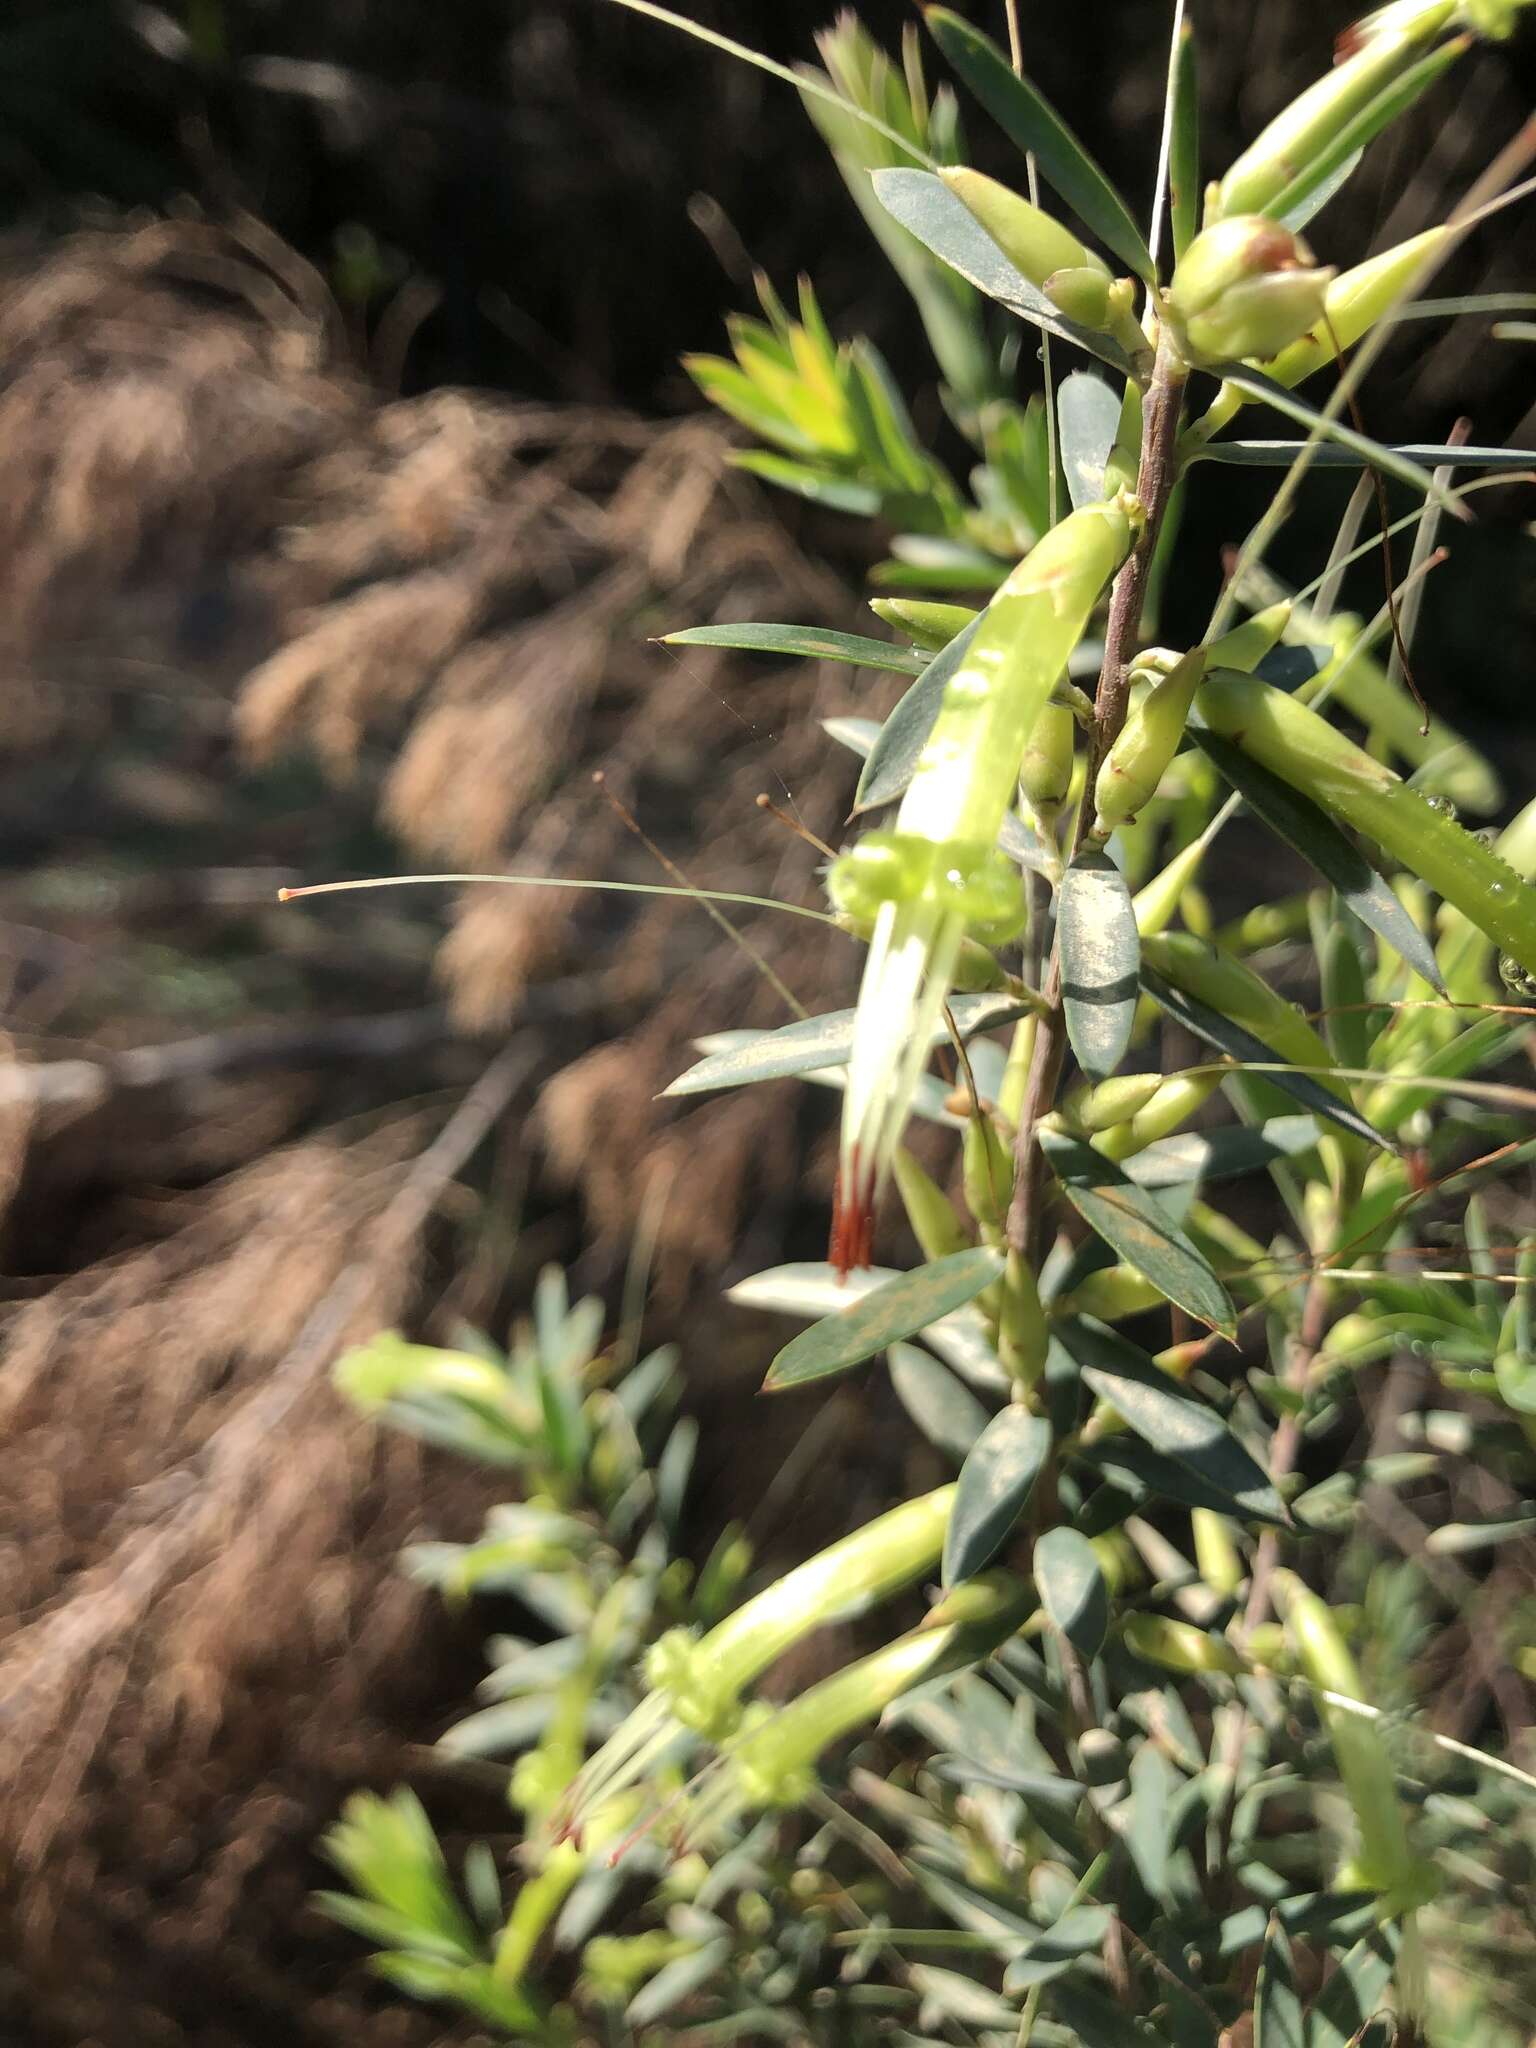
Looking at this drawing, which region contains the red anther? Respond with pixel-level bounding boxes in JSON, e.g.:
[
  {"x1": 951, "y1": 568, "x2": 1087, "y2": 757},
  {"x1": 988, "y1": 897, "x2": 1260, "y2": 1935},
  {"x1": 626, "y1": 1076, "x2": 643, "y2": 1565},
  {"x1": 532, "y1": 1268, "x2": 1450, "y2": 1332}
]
[{"x1": 830, "y1": 1148, "x2": 878, "y2": 1278}]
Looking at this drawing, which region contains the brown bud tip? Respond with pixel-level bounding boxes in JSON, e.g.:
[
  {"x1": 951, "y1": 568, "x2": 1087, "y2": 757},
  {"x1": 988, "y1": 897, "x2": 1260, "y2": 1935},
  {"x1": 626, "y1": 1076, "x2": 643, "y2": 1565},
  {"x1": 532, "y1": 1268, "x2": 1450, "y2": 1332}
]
[{"x1": 756, "y1": 793, "x2": 772, "y2": 809}]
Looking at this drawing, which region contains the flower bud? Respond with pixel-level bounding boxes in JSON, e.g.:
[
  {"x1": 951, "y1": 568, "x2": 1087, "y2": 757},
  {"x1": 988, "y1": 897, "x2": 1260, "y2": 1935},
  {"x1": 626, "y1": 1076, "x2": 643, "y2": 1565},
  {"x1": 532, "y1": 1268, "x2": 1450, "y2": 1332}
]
[
  {"x1": 1261, "y1": 226, "x2": 1451, "y2": 389},
  {"x1": 1093, "y1": 1071, "x2": 1221, "y2": 1160},
  {"x1": 939, "y1": 167, "x2": 1108, "y2": 293},
  {"x1": 827, "y1": 832, "x2": 1027, "y2": 943},
  {"x1": 963, "y1": 1112, "x2": 1013, "y2": 1228},
  {"x1": 1167, "y1": 218, "x2": 1333, "y2": 366},
  {"x1": 1019, "y1": 701, "x2": 1076, "y2": 809},
  {"x1": 1122, "y1": 1612, "x2": 1245, "y2": 1675},
  {"x1": 1043, "y1": 266, "x2": 1113, "y2": 328},
  {"x1": 1068, "y1": 1071, "x2": 1166, "y2": 1133},
  {"x1": 1191, "y1": 1510, "x2": 1246, "y2": 1599},
  {"x1": 1205, "y1": 600, "x2": 1292, "y2": 673},
  {"x1": 1214, "y1": 3, "x2": 1458, "y2": 221},
  {"x1": 1094, "y1": 648, "x2": 1206, "y2": 830},
  {"x1": 999, "y1": 1249, "x2": 1049, "y2": 1385},
  {"x1": 1140, "y1": 928, "x2": 1347, "y2": 1095}
]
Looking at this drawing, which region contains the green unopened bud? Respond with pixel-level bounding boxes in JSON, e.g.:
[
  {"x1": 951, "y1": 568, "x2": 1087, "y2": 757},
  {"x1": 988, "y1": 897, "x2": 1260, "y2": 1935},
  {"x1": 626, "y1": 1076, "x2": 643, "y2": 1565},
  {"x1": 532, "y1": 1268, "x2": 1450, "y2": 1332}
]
[
  {"x1": 827, "y1": 832, "x2": 1028, "y2": 943},
  {"x1": 870, "y1": 598, "x2": 978, "y2": 650},
  {"x1": 1205, "y1": 600, "x2": 1293, "y2": 672},
  {"x1": 1020, "y1": 701, "x2": 1076, "y2": 809},
  {"x1": 1168, "y1": 218, "x2": 1333, "y2": 365},
  {"x1": 1058, "y1": 1263, "x2": 1165, "y2": 1322},
  {"x1": 939, "y1": 167, "x2": 1108, "y2": 292},
  {"x1": 1093, "y1": 1071, "x2": 1221, "y2": 1160},
  {"x1": 1043, "y1": 265, "x2": 1113, "y2": 328},
  {"x1": 1140, "y1": 929, "x2": 1346, "y2": 1096},
  {"x1": 893, "y1": 1147, "x2": 970, "y2": 1262},
  {"x1": 1068, "y1": 1071, "x2": 1166, "y2": 1133},
  {"x1": 1122, "y1": 1612, "x2": 1245, "y2": 1675},
  {"x1": 1262, "y1": 227, "x2": 1451, "y2": 388},
  {"x1": 1215, "y1": 3, "x2": 1458, "y2": 221},
  {"x1": 1191, "y1": 1510, "x2": 1246, "y2": 1599},
  {"x1": 1094, "y1": 649, "x2": 1206, "y2": 829},
  {"x1": 999, "y1": 1249, "x2": 1050, "y2": 1385}
]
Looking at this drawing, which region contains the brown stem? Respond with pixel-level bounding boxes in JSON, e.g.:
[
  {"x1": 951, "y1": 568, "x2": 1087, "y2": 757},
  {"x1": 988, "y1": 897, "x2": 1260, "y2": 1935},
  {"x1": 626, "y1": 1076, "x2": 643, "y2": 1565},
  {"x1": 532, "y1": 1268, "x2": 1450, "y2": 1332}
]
[{"x1": 1006, "y1": 330, "x2": 1188, "y2": 1265}]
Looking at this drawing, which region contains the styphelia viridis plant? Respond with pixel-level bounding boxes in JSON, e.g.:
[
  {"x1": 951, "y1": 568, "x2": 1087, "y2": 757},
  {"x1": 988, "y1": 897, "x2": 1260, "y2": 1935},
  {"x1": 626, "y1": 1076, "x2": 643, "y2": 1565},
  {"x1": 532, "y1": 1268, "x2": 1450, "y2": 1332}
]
[{"x1": 317, "y1": 2, "x2": 1536, "y2": 2041}]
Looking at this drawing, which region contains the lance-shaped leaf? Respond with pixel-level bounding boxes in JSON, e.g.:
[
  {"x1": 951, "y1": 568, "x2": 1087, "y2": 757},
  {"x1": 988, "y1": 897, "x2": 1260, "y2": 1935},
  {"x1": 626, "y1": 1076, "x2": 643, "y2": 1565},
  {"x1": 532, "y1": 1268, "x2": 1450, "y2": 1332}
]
[
  {"x1": 888, "y1": 1341, "x2": 989, "y2": 1464},
  {"x1": 943, "y1": 1407, "x2": 1052, "y2": 1586},
  {"x1": 1058, "y1": 1317, "x2": 1286, "y2": 1524},
  {"x1": 1304, "y1": 1927, "x2": 1400, "y2": 2048},
  {"x1": 1077, "y1": 1432, "x2": 1276, "y2": 1520},
  {"x1": 1191, "y1": 437, "x2": 1535, "y2": 470},
  {"x1": 1123, "y1": 1114, "x2": 1321, "y2": 1190},
  {"x1": 764, "y1": 1247, "x2": 1004, "y2": 1391},
  {"x1": 1139, "y1": 967, "x2": 1393, "y2": 1153},
  {"x1": 1253, "y1": 1919, "x2": 1305, "y2": 2048},
  {"x1": 1040, "y1": 1129, "x2": 1237, "y2": 1338},
  {"x1": 924, "y1": 8, "x2": 1155, "y2": 285},
  {"x1": 1002, "y1": 1905, "x2": 1115, "y2": 1994},
  {"x1": 666, "y1": 991, "x2": 1030, "y2": 1098},
  {"x1": 870, "y1": 168, "x2": 1137, "y2": 375},
  {"x1": 1058, "y1": 848, "x2": 1140, "y2": 1081},
  {"x1": 726, "y1": 1260, "x2": 1007, "y2": 1389},
  {"x1": 1194, "y1": 730, "x2": 1445, "y2": 992},
  {"x1": 1205, "y1": 366, "x2": 1461, "y2": 509},
  {"x1": 1058, "y1": 371, "x2": 1123, "y2": 511},
  {"x1": 1033, "y1": 1525, "x2": 1108, "y2": 1657},
  {"x1": 661, "y1": 622, "x2": 926, "y2": 673},
  {"x1": 1168, "y1": 17, "x2": 1200, "y2": 263}
]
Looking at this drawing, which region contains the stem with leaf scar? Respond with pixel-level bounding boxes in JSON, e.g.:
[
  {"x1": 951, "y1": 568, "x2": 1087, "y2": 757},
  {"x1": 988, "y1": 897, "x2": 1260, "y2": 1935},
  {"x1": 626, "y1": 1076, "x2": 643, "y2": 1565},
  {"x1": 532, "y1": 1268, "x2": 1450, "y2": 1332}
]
[{"x1": 1006, "y1": 328, "x2": 1189, "y2": 1270}]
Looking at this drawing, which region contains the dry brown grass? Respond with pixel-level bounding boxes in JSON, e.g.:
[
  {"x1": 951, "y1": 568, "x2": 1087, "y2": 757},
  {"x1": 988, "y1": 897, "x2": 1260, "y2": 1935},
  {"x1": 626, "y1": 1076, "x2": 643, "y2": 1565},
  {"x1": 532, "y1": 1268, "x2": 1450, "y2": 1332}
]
[{"x1": 0, "y1": 215, "x2": 878, "y2": 2042}]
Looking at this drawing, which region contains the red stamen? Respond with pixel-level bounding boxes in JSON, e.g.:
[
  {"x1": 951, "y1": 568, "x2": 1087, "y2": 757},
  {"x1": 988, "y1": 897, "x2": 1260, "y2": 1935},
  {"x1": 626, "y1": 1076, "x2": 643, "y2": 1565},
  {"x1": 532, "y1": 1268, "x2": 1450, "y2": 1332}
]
[{"x1": 829, "y1": 1146, "x2": 878, "y2": 1279}]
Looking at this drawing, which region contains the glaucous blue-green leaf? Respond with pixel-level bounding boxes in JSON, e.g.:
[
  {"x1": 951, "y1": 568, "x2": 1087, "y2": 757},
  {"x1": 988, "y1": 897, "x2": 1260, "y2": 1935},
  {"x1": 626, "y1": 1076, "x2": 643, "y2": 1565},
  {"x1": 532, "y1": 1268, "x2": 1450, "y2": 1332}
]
[
  {"x1": 1058, "y1": 849, "x2": 1140, "y2": 1081},
  {"x1": 1192, "y1": 438, "x2": 1536, "y2": 470},
  {"x1": 666, "y1": 991, "x2": 1030, "y2": 1097},
  {"x1": 1123, "y1": 1114, "x2": 1321, "y2": 1190},
  {"x1": 661, "y1": 622, "x2": 926, "y2": 673},
  {"x1": 1304, "y1": 1927, "x2": 1399, "y2": 2048},
  {"x1": 943, "y1": 1407, "x2": 1052, "y2": 1586},
  {"x1": 1058, "y1": 1316, "x2": 1287, "y2": 1524},
  {"x1": 1001, "y1": 1905, "x2": 1115, "y2": 1994},
  {"x1": 923, "y1": 8, "x2": 1155, "y2": 285},
  {"x1": 888, "y1": 1341, "x2": 989, "y2": 1464},
  {"x1": 1126, "y1": 1743, "x2": 1177, "y2": 1908},
  {"x1": 822, "y1": 714, "x2": 882, "y2": 758},
  {"x1": 1138, "y1": 967, "x2": 1392, "y2": 1153},
  {"x1": 870, "y1": 168, "x2": 1138, "y2": 375},
  {"x1": 1203, "y1": 368, "x2": 1457, "y2": 507},
  {"x1": 625, "y1": 1939, "x2": 735, "y2": 2027},
  {"x1": 1058, "y1": 371, "x2": 1123, "y2": 511},
  {"x1": 763, "y1": 1248, "x2": 1004, "y2": 1391},
  {"x1": 856, "y1": 608, "x2": 986, "y2": 811},
  {"x1": 1195, "y1": 731, "x2": 1445, "y2": 992},
  {"x1": 1040, "y1": 1129, "x2": 1237, "y2": 1337},
  {"x1": 1078, "y1": 1433, "x2": 1274, "y2": 1521},
  {"x1": 726, "y1": 1261, "x2": 1004, "y2": 1388},
  {"x1": 1033, "y1": 1525, "x2": 1108, "y2": 1657}
]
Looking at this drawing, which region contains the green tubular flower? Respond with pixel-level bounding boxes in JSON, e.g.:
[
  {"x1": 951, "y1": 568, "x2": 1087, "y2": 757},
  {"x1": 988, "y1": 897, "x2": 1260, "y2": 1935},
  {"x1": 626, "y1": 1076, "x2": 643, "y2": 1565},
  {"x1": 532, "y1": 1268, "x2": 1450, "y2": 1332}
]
[
  {"x1": 1092, "y1": 1071, "x2": 1221, "y2": 1160},
  {"x1": 1166, "y1": 218, "x2": 1334, "y2": 366},
  {"x1": 1068, "y1": 1072, "x2": 1167, "y2": 1134},
  {"x1": 831, "y1": 498, "x2": 1133, "y2": 1271},
  {"x1": 553, "y1": 1487, "x2": 955, "y2": 1838},
  {"x1": 1199, "y1": 667, "x2": 1536, "y2": 975},
  {"x1": 1094, "y1": 648, "x2": 1206, "y2": 831},
  {"x1": 1214, "y1": 3, "x2": 1459, "y2": 221}
]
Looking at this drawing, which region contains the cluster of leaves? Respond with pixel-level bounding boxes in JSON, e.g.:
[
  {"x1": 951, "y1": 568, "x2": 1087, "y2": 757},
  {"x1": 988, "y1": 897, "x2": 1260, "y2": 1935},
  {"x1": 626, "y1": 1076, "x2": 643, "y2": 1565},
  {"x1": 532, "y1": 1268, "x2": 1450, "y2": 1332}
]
[{"x1": 323, "y1": 3, "x2": 1536, "y2": 2044}]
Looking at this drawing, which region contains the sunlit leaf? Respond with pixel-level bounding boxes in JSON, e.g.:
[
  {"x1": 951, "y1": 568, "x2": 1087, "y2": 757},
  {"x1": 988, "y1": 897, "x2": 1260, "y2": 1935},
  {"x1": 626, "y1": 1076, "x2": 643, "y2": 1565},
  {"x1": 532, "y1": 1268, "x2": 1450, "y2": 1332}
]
[
  {"x1": 888, "y1": 1341, "x2": 989, "y2": 1463},
  {"x1": 1058, "y1": 848, "x2": 1140, "y2": 1081},
  {"x1": 661, "y1": 622, "x2": 926, "y2": 672},
  {"x1": 763, "y1": 1248, "x2": 1004, "y2": 1391},
  {"x1": 666, "y1": 991, "x2": 1029, "y2": 1097},
  {"x1": 1034, "y1": 1525, "x2": 1108, "y2": 1657},
  {"x1": 1254, "y1": 1917, "x2": 1305, "y2": 2048},
  {"x1": 1057, "y1": 371, "x2": 1123, "y2": 511}
]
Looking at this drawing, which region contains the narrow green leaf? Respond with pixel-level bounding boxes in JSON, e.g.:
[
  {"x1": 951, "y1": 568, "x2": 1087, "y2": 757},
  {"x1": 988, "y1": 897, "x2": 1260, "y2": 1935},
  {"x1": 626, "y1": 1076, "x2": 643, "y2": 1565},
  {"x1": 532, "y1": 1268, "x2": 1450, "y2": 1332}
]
[
  {"x1": 1001, "y1": 1905, "x2": 1115, "y2": 1993},
  {"x1": 869, "y1": 167, "x2": 1138, "y2": 374},
  {"x1": 927, "y1": 1754, "x2": 1083, "y2": 1810},
  {"x1": 661, "y1": 622, "x2": 926, "y2": 673},
  {"x1": 856, "y1": 609, "x2": 985, "y2": 811},
  {"x1": 1034, "y1": 1525, "x2": 1108, "y2": 1657},
  {"x1": 1058, "y1": 371, "x2": 1123, "y2": 511},
  {"x1": 888, "y1": 1341, "x2": 989, "y2": 1464},
  {"x1": 1168, "y1": 19, "x2": 1199, "y2": 263},
  {"x1": 1205, "y1": 369, "x2": 1458, "y2": 509},
  {"x1": 1139, "y1": 967, "x2": 1394, "y2": 1153},
  {"x1": 822, "y1": 713, "x2": 882, "y2": 758},
  {"x1": 1059, "y1": 1316, "x2": 1287, "y2": 1525},
  {"x1": 626, "y1": 1939, "x2": 735, "y2": 2027},
  {"x1": 764, "y1": 1248, "x2": 1004, "y2": 1391},
  {"x1": 943, "y1": 1408, "x2": 1052, "y2": 1585},
  {"x1": 924, "y1": 9, "x2": 1156, "y2": 285},
  {"x1": 666, "y1": 991, "x2": 1029, "y2": 1097},
  {"x1": 1126, "y1": 1743, "x2": 1176, "y2": 1908},
  {"x1": 1040, "y1": 1131, "x2": 1237, "y2": 1337},
  {"x1": 1254, "y1": 1918, "x2": 1306, "y2": 2048},
  {"x1": 729, "y1": 450, "x2": 883, "y2": 514},
  {"x1": 1123, "y1": 1115, "x2": 1321, "y2": 1190},
  {"x1": 1058, "y1": 849, "x2": 1140, "y2": 1081},
  {"x1": 1194, "y1": 730, "x2": 1445, "y2": 992},
  {"x1": 1078, "y1": 1433, "x2": 1275, "y2": 1521}
]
